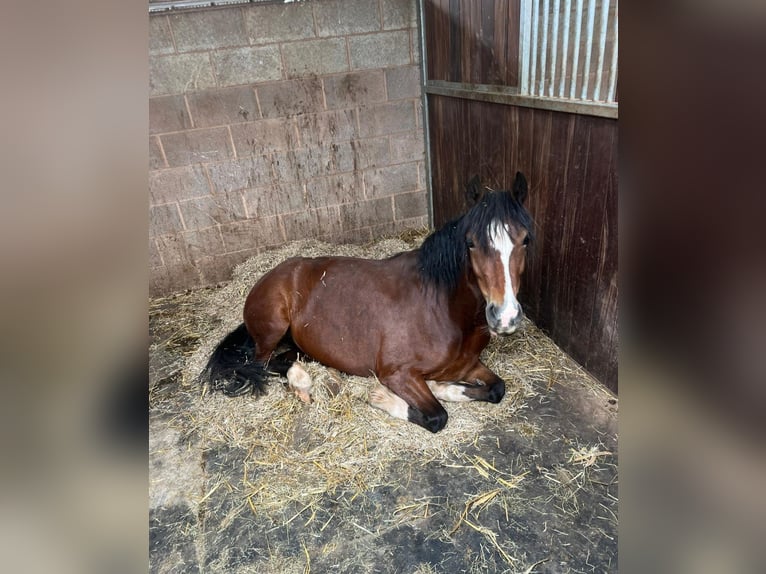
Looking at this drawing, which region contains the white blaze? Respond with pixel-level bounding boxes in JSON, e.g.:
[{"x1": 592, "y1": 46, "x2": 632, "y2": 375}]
[{"x1": 488, "y1": 221, "x2": 521, "y2": 327}]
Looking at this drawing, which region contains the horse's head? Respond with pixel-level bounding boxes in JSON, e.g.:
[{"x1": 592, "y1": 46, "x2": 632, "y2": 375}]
[{"x1": 464, "y1": 172, "x2": 533, "y2": 336}]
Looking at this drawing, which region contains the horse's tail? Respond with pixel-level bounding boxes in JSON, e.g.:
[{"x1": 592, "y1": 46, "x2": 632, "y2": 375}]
[{"x1": 201, "y1": 323, "x2": 269, "y2": 397}]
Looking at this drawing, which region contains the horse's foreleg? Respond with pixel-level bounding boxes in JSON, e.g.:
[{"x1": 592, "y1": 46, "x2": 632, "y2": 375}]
[
  {"x1": 429, "y1": 362, "x2": 506, "y2": 404},
  {"x1": 370, "y1": 372, "x2": 448, "y2": 433},
  {"x1": 426, "y1": 380, "x2": 475, "y2": 402}
]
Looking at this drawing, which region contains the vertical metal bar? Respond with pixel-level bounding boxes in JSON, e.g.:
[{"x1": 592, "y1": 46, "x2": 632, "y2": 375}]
[
  {"x1": 607, "y1": 1, "x2": 618, "y2": 102},
  {"x1": 580, "y1": 0, "x2": 596, "y2": 100},
  {"x1": 569, "y1": 0, "x2": 583, "y2": 99},
  {"x1": 538, "y1": 0, "x2": 550, "y2": 96},
  {"x1": 416, "y1": 0, "x2": 434, "y2": 227},
  {"x1": 519, "y1": 0, "x2": 533, "y2": 95},
  {"x1": 558, "y1": 0, "x2": 571, "y2": 98},
  {"x1": 530, "y1": 0, "x2": 540, "y2": 96},
  {"x1": 592, "y1": 0, "x2": 611, "y2": 101},
  {"x1": 549, "y1": 0, "x2": 560, "y2": 97}
]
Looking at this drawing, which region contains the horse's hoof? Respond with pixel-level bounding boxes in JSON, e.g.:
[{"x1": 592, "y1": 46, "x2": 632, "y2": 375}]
[
  {"x1": 486, "y1": 379, "x2": 506, "y2": 403},
  {"x1": 414, "y1": 409, "x2": 448, "y2": 433},
  {"x1": 294, "y1": 388, "x2": 312, "y2": 404},
  {"x1": 287, "y1": 363, "x2": 313, "y2": 403}
]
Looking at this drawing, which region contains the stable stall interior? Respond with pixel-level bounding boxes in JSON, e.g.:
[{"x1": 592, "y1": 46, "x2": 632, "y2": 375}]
[{"x1": 149, "y1": 2, "x2": 618, "y2": 572}]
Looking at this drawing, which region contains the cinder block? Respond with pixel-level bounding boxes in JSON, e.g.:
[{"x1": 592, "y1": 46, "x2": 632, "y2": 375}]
[
  {"x1": 150, "y1": 203, "x2": 184, "y2": 236},
  {"x1": 160, "y1": 127, "x2": 234, "y2": 167},
  {"x1": 305, "y1": 172, "x2": 364, "y2": 209},
  {"x1": 150, "y1": 95, "x2": 193, "y2": 134},
  {"x1": 211, "y1": 46, "x2": 283, "y2": 87},
  {"x1": 332, "y1": 138, "x2": 391, "y2": 172},
  {"x1": 257, "y1": 77, "x2": 325, "y2": 119},
  {"x1": 220, "y1": 217, "x2": 284, "y2": 252},
  {"x1": 272, "y1": 147, "x2": 337, "y2": 183},
  {"x1": 150, "y1": 16, "x2": 175, "y2": 56},
  {"x1": 281, "y1": 206, "x2": 343, "y2": 242},
  {"x1": 150, "y1": 53, "x2": 216, "y2": 96},
  {"x1": 339, "y1": 197, "x2": 394, "y2": 230},
  {"x1": 323, "y1": 226, "x2": 373, "y2": 244},
  {"x1": 156, "y1": 227, "x2": 226, "y2": 266},
  {"x1": 296, "y1": 110, "x2": 358, "y2": 147},
  {"x1": 150, "y1": 164, "x2": 211, "y2": 205},
  {"x1": 199, "y1": 248, "x2": 260, "y2": 285},
  {"x1": 182, "y1": 227, "x2": 227, "y2": 260},
  {"x1": 323, "y1": 70, "x2": 386, "y2": 109},
  {"x1": 244, "y1": 2, "x2": 315, "y2": 45},
  {"x1": 150, "y1": 137, "x2": 167, "y2": 170},
  {"x1": 364, "y1": 162, "x2": 419, "y2": 198},
  {"x1": 149, "y1": 238, "x2": 163, "y2": 268},
  {"x1": 411, "y1": 30, "x2": 422, "y2": 64},
  {"x1": 243, "y1": 183, "x2": 306, "y2": 218},
  {"x1": 151, "y1": 262, "x2": 202, "y2": 296},
  {"x1": 348, "y1": 31, "x2": 411, "y2": 70},
  {"x1": 357, "y1": 101, "x2": 415, "y2": 137},
  {"x1": 382, "y1": 0, "x2": 418, "y2": 30},
  {"x1": 389, "y1": 131, "x2": 425, "y2": 162},
  {"x1": 170, "y1": 9, "x2": 247, "y2": 52},
  {"x1": 186, "y1": 86, "x2": 260, "y2": 128},
  {"x1": 205, "y1": 155, "x2": 273, "y2": 194},
  {"x1": 281, "y1": 38, "x2": 348, "y2": 79},
  {"x1": 394, "y1": 190, "x2": 428, "y2": 220},
  {"x1": 178, "y1": 194, "x2": 243, "y2": 231},
  {"x1": 230, "y1": 118, "x2": 298, "y2": 156},
  {"x1": 314, "y1": 0, "x2": 380, "y2": 37},
  {"x1": 385, "y1": 66, "x2": 421, "y2": 100},
  {"x1": 415, "y1": 99, "x2": 423, "y2": 128}
]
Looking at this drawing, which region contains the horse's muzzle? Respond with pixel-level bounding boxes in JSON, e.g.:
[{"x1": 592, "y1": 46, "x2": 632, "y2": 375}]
[{"x1": 486, "y1": 303, "x2": 523, "y2": 335}]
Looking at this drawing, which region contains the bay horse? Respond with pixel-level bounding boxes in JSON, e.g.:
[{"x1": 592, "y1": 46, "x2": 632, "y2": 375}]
[{"x1": 202, "y1": 172, "x2": 534, "y2": 433}]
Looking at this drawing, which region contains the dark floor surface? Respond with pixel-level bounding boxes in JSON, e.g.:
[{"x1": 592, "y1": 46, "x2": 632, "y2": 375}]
[{"x1": 150, "y1": 288, "x2": 617, "y2": 574}]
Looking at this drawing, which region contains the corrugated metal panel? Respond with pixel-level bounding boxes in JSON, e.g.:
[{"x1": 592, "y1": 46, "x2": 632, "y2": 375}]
[{"x1": 519, "y1": 0, "x2": 618, "y2": 103}]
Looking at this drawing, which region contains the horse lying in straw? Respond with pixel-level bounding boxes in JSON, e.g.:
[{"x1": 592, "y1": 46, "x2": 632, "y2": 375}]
[{"x1": 202, "y1": 172, "x2": 534, "y2": 433}]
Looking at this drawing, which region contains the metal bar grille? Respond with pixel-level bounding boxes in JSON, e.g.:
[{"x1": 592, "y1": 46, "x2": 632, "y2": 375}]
[{"x1": 519, "y1": 0, "x2": 618, "y2": 104}]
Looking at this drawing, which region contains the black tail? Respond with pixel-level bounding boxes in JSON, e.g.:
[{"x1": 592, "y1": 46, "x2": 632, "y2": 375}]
[{"x1": 201, "y1": 323, "x2": 268, "y2": 397}]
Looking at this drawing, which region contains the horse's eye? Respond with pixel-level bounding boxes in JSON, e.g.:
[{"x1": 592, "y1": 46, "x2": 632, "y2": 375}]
[
  {"x1": 522, "y1": 235, "x2": 530, "y2": 246},
  {"x1": 466, "y1": 239, "x2": 475, "y2": 249}
]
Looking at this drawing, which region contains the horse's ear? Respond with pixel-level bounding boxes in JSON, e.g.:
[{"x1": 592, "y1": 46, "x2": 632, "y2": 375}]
[
  {"x1": 464, "y1": 174, "x2": 484, "y2": 206},
  {"x1": 512, "y1": 172, "x2": 528, "y2": 204}
]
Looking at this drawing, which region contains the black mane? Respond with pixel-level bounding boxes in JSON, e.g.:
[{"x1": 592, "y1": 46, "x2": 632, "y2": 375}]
[{"x1": 417, "y1": 189, "x2": 534, "y2": 292}]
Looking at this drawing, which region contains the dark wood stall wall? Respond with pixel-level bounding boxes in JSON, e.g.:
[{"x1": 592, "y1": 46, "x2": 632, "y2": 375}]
[
  {"x1": 428, "y1": 98, "x2": 618, "y2": 390},
  {"x1": 422, "y1": 0, "x2": 618, "y2": 392},
  {"x1": 424, "y1": 0, "x2": 520, "y2": 86}
]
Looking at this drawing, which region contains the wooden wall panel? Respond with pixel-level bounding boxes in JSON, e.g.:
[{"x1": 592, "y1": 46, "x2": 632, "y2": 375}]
[
  {"x1": 427, "y1": 95, "x2": 618, "y2": 391},
  {"x1": 425, "y1": 0, "x2": 520, "y2": 86}
]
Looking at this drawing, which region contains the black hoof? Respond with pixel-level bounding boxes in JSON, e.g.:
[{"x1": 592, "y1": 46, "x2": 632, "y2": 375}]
[
  {"x1": 409, "y1": 406, "x2": 448, "y2": 433},
  {"x1": 486, "y1": 379, "x2": 505, "y2": 403}
]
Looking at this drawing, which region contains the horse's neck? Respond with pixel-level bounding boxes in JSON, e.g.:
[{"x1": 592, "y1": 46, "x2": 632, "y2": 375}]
[{"x1": 450, "y1": 268, "x2": 488, "y2": 327}]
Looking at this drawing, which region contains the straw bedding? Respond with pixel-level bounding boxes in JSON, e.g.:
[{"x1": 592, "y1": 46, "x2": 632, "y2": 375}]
[
  {"x1": 150, "y1": 231, "x2": 612, "y2": 529},
  {"x1": 149, "y1": 230, "x2": 617, "y2": 574}
]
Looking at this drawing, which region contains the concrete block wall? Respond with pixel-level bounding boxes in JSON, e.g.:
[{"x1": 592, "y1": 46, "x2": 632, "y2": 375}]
[{"x1": 150, "y1": 0, "x2": 427, "y2": 295}]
